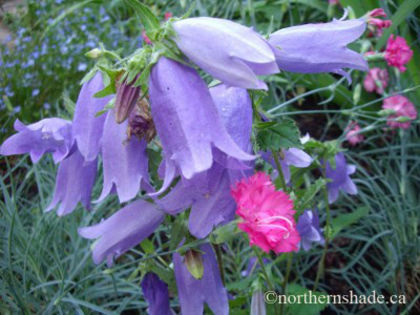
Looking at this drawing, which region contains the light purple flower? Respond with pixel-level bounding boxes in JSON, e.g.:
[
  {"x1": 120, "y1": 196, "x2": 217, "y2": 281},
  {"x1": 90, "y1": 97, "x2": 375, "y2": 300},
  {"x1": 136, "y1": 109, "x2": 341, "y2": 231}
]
[
  {"x1": 325, "y1": 153, "x2": 357, "y2": 203},
  {"x1": 296, "y1": 210, "x2": 324, "y2": 251},
  {"x1": 269, "y1": 19, "x2": 368, "y2": 79},
  {"x1": 173, "y1": 243, "x2": 228, "y2": 315},
  {"x1": 251, "y1": 290, "x2": 266, "y2": 315},
  {"x1": 46, "y1": 148, "x2": 97, "y2": 216},
  {"x1": 172, "y1": 17, "x2": 279, "y2": 90},
  {"x1": 141, "y1": 273, "x2": 173, "y2": 315},
  {"x1": 97, "y1": 110, "x2": 150, "y2": 203},
  {"x1": 0, "y1": 118, "x2": 72, "y2": 163},
  {"x1": 78, "y1": 199, "x2": 164, "y2": 266},
  {"x1": 148, "y1": 57, "x2": 254, "y2": 182},
  {"x1": 72, "y1": 72, "x2": 112, "y2": 162}
]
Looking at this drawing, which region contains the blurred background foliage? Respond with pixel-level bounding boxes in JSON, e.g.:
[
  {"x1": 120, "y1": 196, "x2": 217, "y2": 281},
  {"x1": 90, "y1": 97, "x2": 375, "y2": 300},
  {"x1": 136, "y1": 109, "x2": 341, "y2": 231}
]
[{"x1": 1, "y1": 0, "x2": 419, "y2": 314}]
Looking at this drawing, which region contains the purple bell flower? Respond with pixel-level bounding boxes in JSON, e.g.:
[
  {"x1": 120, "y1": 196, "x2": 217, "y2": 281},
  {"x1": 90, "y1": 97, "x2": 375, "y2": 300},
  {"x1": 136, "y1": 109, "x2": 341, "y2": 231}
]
[
  {"x1": 141, "y1": 273, "x2": 173, "y2": 315},
  {"x1": 97, "y1": 110, "x2": 150, "y2": 203},
  {"x1": 269, "y1": 19, "x2": 368, "y2": 79},
  {"x1": 251, "y1": 290, "x2": 266, "y2": 315},
  {"x1": 325, "y1": 153, "x2": 357, "y2": 203},
  {"x1": 296, "y1": 210, "x2": 325, "y2": 251},
  {"x1": 46, "y1": 148, "x2": 97, "y2": 216},
  {"x1": 149, "y1": 57, "x2": 254, "y2": 182},
  {"x1": 173, "y1": 243, "x2": 228, "y2": 315},
  {"x1": 78, "y1": 199, "x2": 164, "y2": 266},
  {"x1": 0, "y1": 118, "x2": 72, "y2": 163},
  {"x1": 72, "y1": 72, "x2": 112, "y2": 162},
  {"x1": 172, "y1": 17, "x2": 279, "y2": 90}
]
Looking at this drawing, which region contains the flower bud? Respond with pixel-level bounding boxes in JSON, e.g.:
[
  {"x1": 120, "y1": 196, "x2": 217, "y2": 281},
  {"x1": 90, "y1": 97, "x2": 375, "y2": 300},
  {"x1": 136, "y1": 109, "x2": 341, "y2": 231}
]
[
  {"x1": 85, "y1": 48, "x2": 102, "y2": 59},
  {"x1": 115, "y1": 76, "x2": 141, "y2": 124},
  {"x1": 184, "y1": 249, "x2": 204, "y2": 280}
]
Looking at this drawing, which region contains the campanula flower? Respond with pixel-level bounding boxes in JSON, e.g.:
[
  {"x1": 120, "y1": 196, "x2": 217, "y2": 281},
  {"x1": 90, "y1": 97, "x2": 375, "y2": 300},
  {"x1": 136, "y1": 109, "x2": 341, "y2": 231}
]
[
  {"x1": 363, "y1": 67, "x2": 388, "y2": 94},
  {"x1": 345, "y1": 121, "x2": 364, "y2": 146},
  {"x1": 325, "y1": 153, "x2": 357, "y2": 203},
  {"x1": 172, "y1": 17, "x2": 279, "y2": 90},
  {"x1": 148, "y1": 57, "x2": 254, "y2": 182},
  {"x1": 269, "y1": 19, "x2": 368, "y2": 80},
  {"x1": 296, "y1": 210, "x2": 324, "y2": 251},
  {"x1": 385, "y1": 35, "x2": 413, "y2": 72},
  {"x1": 141, "y1": 273, "x2": 173, "y2": 315},
  {"x1": 251, "y1": 290, "x2": 266, "y2": 315},
  {"x1": 78, "y1": 199, "x2": 164, "y2": 266},
  {"x1": 231, "y1": 172, "x2": 300, "y2": 253},
  {"x1": 382, "y1": 95, "x2": 417, "y2": 129},
  {"x1": 0, "y1": 118, "x2": 72, "y2": 163},
  {"x1": 173, "y1": 244, "x2": 229, "y2": 315}
]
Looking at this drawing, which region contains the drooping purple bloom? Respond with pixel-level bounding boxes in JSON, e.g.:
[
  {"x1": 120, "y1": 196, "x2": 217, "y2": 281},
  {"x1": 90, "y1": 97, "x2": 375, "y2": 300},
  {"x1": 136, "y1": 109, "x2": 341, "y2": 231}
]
[
  {"x1": 78, "y1": 199, "x2": 164, "y2": 266},
  {"x1": 296, "y1": 210, "x2": 325, "y2": 251},
  {"x1": 173, "y1": 243, "x2": 228, "y2": 315},
  {"x1": 148, "y1": 57, "x2": 254, "y2": 182},
  {"x1": 0, "y1": 118, "x2": 72, "y2": 163},
  {"x1": 46, "y1": 148, "x2": 97, "y2": 216},
  {"x1": 269, "y1": 19, "x2": 368, "y2": 79},
  {"x1": 97, "y1": 110, "x2": 150, "y2": 203},
  {"x1": 72, "y1": 72, "x2": 112, "y2": 162},
  {"x1": 251, "y1": 290, "x2": 266, "y2": 315},
  {"x1": 141, "y1": 273, "x2": 173, "y2": 315},
  {"x1": 172, "y1": 17, "x2": 279, "y2": 90},
  {"x1": 325, "y1": 153, "x2": 357, "y2": 203}
]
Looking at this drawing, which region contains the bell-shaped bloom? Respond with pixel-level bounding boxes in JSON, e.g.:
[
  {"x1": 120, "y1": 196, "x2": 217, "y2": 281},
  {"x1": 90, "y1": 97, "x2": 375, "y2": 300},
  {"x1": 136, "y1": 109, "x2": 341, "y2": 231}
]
[
  {"x1": 97, "y1": 110, "x2": 150, "y2": 203},
  {"x1": 173, "y1": 243, "x2": 229, "y2": 315},
  {"x1": 251, "y1": 290, "x2": 266, "y2": 315},
  {"x1": 141, "y1": 273, "x2": 173, "y2": 315},
  {"x1": 385, "y1": 35, "x2": 413, "y2": 72},
  {"x1": 325, "y1": 153, "x2": 357, "y2": 203},
  {"x1": 268, "y1": 19, "x2": 368, "y2": 78},
  {"x1": 172, "y1": 17, "x2": 279, "y2": 90},
  {"x1": 79, "y1": 199, "x2": 164, "y2": 266},
  {"x1": 345, "y1": 121, "x2": 364, "y2": 146},
  {"x1": 46, "y1": 148, "x2": 97, "y2": 216},
  {"x1": 363, "y1": 67, "x2": 388, "y2": 94},
  {"x1": 149, "y1": 57, "x2": 254, "y2": 182},
  {"x1": 296, "y1": 210, "x2": 324, "y2": 251},
  {"x1": 72, "y1": 72, "x2": 112, "y2": 162},
  {"x1": 382, "y1": 95, "x2": 417, "y2": 129},
  {"x1": 231, "y1": 172, "x2": 300, "y2": 253},
  {"x1": 0, "y1": 118, "x2": 72, "y2": 163},
  {"x1": 115, "y1": 76, "x2": 141, "y2": 123}
]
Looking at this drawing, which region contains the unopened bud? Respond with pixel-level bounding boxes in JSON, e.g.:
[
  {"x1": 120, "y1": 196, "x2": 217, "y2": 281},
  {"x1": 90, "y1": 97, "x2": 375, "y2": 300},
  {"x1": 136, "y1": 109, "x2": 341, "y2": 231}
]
[
  {"x1": 395, "y1": 116, "x2": 413, "y2": 123},
  {"x1": 184, "y1": 249, "x2": 204, "y2": 280},
  {"x1": 85, "y1": 48, "x2": 102, "y2": 59},
  {"x1": 378, "y1": 109, "x2": 396, "y2": 116},
  {"x1": 115, "y1": 76, "x2": 141, "y2": 124}
]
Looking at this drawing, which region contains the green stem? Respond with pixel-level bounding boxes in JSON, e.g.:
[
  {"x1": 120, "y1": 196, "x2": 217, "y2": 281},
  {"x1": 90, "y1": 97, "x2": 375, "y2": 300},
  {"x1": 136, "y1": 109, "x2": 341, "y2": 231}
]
[
  {"x1": 214, "y1": 244, "x2": 225, "y2": 285},
  {"x1": 280, "y1": 253, "x2": 293, "y2": 315},
  {"x1": 272, "y1": 150, "x2": 287, "y2": 191}
]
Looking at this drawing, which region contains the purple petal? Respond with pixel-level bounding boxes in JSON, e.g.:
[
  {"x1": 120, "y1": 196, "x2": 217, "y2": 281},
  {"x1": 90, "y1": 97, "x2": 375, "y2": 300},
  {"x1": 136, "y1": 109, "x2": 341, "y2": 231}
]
[
  {"x1": 141, "y1": 273, "x2": 172, "y2": 315},
  {"x1": 79, "y1": 199, "x2": 164, "y2": 266},
  {"x1": 97, "y1": 110, "x2": 149, "y2": 203},
  {"x1": 325, "y1": 153, "x2": 357, "y2": 203},
  {"x1": 0, "y1": 118, "x2": 72, "y2": 163},
  {"x1": 173, "y1": 17, "x2": 278, "y2": 90},
  {"x1": 46, "y1": 148, "x2": 97, "y2": 216},
  {"x1": 283, "y1": 148, "x2": 313, "y2": 167},
  {"x1": 73, "y1": 72, "x2": 112, "y2": 162},
  {"x1": 173, "y1": 243, "x2": 229, "y2": 315}
]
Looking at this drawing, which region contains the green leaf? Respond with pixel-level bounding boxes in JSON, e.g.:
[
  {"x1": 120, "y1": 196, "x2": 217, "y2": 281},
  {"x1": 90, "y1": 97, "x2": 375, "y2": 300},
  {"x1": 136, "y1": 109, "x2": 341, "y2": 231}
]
[
  {"x1": 124, "y1": 0, "x2": 160, "y2": 31},
  {"x1": 256, "y1": 118, "x2": 301, "y2": 151},
  {"x1": 285, "y1": 284, "x2": 328, "y2": 315},
  {"x1": 296, "y1": 178, "x2": 327, "y2": 211},
  {"x1": 211, "y1": 221, "x2": 240, "y2": 244},
  {"x1": 376, "y1": 0, "x2": 420, "y2": 49},
  {"x1": 330, "y1": 206, "x2": 369, "y2": 239},
  {"x1": 140, "y1": 239, "x2": 155, "y2": 255}
]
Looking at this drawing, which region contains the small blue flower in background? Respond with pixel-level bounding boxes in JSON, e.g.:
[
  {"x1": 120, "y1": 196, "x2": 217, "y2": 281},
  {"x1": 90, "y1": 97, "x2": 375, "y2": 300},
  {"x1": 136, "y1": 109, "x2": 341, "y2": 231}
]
[
  {"x1": 296, "y1": 210, "x2": 325, "y2": 251},
  {"x1": 32, "y1": 89, "x2": 40, "y2": 97}
]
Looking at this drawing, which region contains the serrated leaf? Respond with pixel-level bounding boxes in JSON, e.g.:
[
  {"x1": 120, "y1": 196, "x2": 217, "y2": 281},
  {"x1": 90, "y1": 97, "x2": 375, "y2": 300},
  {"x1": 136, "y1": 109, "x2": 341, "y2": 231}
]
[
  {"x1": 330, "y1": 207, "x2": 369, "y2": 239},
  {"x1": 297, "y1": 178, "x2": 327, "y2": 211},
  {"x1": 124, "y1": 0, "x2": 160, "y2": 31},
  {"x1": 256, "y1": 118, "x2": 301, "y2": 151}
]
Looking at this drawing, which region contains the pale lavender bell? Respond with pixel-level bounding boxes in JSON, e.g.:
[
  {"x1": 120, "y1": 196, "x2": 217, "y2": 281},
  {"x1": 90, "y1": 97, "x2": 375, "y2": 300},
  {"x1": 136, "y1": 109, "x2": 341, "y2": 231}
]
[
  {"x1": 148, "y1": 57, "x2": 254, "y2": 184},
  {"x1": 172, "y1": 17, "x2": 279, "y2": 90},
  {"x1": 46, "y1": 148, "x2": 97, "y2": 216},
  {"x1": 269, "y1": 19, "x2": 368, "y2": 78},
  {"x1": 78, "y1": 199, "x2": 164, "y2": 266},
  {"x1": 325, "y1": 152, "x2": 357, "y2": 203},
  {"x1": 173, "y1": 244, "x2": 228, "y2": 315},
  {"x1": 296, "y1": 210, "x2": 325, "y2": 251},
  {"x1": 72, "y1": 72, "x2": 112, "y2": 162},
  {"x1": 97, "y1": 109, "x2": 150, "y2": 203},
  {"x1": 141, "y1": 273, "x2": 173, "y2": 315},
  {"x1": 0, "y1": 118, "x2": 72, "y2": 163}
]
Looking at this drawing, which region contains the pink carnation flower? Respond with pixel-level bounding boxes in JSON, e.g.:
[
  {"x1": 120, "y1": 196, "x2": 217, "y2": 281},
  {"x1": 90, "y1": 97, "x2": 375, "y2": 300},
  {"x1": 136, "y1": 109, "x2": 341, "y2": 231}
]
[
  {"x1": 231, "y1": 172, "x2": 300, "y2": 254},
  {"x1": 382, "y1": 95, "x2": 417, "y2": 129},
  {"x1": 345, "y1": 121, "x2": 364, "y2": 146},
  {"x1": 363, "y1": 67, "x2": 388, "y2": 94},
  {"x1": 385, "y1": 35, "x2": 413, "y2": 72},
  {"x1": 367, "y1": 8, "x2": 391, "y2": 37}
]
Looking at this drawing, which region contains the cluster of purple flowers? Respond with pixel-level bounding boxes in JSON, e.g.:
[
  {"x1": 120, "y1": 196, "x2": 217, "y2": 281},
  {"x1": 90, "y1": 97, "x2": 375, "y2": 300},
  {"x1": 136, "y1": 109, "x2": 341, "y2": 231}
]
[{"x1": 1, "y1": 14, "x2": 364, "y2": 314}]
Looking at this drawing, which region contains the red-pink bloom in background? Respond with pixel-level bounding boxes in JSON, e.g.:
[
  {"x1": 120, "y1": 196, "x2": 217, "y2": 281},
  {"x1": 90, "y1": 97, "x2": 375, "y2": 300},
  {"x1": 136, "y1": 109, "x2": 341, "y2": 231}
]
[
  {"x1": 385, "y1": 35, "x2": 413, "y2": 72},
  {"x1": 142, "y1": 30, "x2": 152, "y2": 45},
  {"x1": 328, "y1": 0, "x2": 339, "y2": 4},
  {"x1": 164, "y1": 12, "x2": 173, "y2": 20},
  {"x1": 363, "y1": 67, "x2": 388, "y2": 94},
  {"x1": 367, "y1": 8, "x2": 391, "y2": 37},
  {"x1": 345, "y1": 121, "x2": 364, "y2": 146},
  {"x1": 382, "y1": 95, "x2": 417, "y2": 129},
  {"x1": 231, "y1": 172, "x2": 300, "y2": 254}
]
